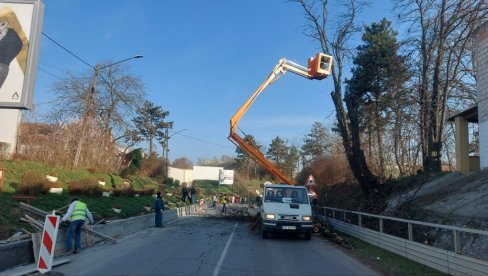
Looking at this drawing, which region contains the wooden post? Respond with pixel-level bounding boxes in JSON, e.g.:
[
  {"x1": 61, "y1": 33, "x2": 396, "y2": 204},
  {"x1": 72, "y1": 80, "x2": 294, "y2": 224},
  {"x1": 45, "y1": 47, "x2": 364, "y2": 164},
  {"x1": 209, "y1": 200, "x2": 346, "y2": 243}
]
[
  {"x1": 358, "y1": 214, "x2": 362, "y2": 227},
  {"x1": 379, "y1": 218, "x2": 383, "y2": 233}
]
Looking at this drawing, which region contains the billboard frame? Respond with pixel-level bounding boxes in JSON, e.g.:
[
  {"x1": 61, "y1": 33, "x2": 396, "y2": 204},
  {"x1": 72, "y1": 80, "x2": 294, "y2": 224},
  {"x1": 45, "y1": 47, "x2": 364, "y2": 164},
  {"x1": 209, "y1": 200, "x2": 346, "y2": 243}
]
[{"x1": 0, "y1": 0, "x2": 44, "y2": 109}]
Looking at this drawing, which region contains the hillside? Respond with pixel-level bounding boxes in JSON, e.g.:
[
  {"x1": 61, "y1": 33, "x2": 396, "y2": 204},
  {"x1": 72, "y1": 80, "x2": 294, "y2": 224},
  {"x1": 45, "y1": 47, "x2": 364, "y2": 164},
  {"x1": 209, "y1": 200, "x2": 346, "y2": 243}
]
[
  {"x1": 384, "y1": 171, "x2": 488, "y2": 261},
  {"x1": 0, "y1": 160, "x2": 236, "y2": 240},
  {"x1": 385, "y1": 171, "x2": 488, "y2": 221}
]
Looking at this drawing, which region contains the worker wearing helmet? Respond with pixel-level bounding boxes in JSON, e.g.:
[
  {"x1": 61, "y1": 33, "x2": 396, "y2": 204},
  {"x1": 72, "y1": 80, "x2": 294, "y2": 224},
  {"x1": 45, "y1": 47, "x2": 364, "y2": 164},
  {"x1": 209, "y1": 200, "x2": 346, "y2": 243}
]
[{"x1": 62, "y1": 197, "x2": 94, "y2": 254}]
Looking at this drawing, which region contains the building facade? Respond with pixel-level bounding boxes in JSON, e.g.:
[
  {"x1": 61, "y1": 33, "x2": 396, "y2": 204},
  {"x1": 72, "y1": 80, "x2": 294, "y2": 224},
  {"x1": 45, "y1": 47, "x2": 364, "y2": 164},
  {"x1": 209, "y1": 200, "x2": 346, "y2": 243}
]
[{"x1": 476, "y1": 22, "x2": 488, "y2": 169}]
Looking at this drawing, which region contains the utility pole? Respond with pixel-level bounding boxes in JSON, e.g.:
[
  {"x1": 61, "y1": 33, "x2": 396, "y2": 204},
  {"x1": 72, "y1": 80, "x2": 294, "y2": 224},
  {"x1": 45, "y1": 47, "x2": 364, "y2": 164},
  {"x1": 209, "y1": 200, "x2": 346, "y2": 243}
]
[
  {"x1": 163, "y1": 128, "x2": 185, "y2": 177},
  {"x1": 72, "y1": 55, "x2": 143, "y2": 168},
  {"x1": 73, "y1": 64, "x2": 100, "y2": 167},
  {"x1": 164, "y1": 128, "x2": 169, "y2": 177}
]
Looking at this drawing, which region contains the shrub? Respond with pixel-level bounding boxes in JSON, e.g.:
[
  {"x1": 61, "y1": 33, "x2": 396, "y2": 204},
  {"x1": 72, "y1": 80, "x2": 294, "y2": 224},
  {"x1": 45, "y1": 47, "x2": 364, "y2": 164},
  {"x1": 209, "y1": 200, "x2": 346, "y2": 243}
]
[
  {"x1": 50, "y1": 181, "x2": 64, "y2": 188},
  {"x1": 20, "y1": 171, "x2": 50, "y2": 195},
  {"x1": 48, "y1": 170, "x2": 58, "y2": 177},
  {"x1": 139, "y1": 158, "x2": 161, "y2": 177},
  {"x1": 120, "y1": 167, "x2": 130, "y2": 178},
  {"x1": 139, "y1": 185, "x2": 155, "y2": 196},
  {"x1": 113, "y1": 184, "x2": 135, "y2": 197},
  {"x1": 113, "y1": 188, "x2": 134, "y2": 197},
  {"x1": 68, "y1": 177, "x2": 103, "y2": 196},
  {"x1": 120, "y1": 149, "x2": 143, "y2": 177},
  {"x1": 149, "y1": 163, "x2": 165, "y2": 178},
  {"x1": 68, "y1": 182, "x2": 81, "y2": 195}
]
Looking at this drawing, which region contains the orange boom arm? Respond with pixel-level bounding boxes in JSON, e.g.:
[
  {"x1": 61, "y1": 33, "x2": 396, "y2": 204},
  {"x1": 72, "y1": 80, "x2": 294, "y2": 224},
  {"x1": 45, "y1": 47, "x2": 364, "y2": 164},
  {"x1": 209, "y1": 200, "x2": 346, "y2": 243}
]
[{"x1": 229, "y1": 53, "x2": 332, "y2": 185}]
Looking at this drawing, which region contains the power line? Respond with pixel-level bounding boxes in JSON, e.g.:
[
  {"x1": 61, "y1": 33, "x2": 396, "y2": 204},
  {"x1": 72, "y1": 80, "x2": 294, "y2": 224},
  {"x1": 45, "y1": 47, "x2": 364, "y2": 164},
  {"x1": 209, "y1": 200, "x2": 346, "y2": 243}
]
[
  {"x1": 175, "y1": 133, "x2": 234, "y2": 149},
  {"x1": 38, "y1": 67, "x2": 61, "y2": 80},
  {"x1": 39, "y1": 62, "x2": 64, "y2": 71},
  {"x1": 41, "y1": 32, "x2": 94, "y2": 69}
]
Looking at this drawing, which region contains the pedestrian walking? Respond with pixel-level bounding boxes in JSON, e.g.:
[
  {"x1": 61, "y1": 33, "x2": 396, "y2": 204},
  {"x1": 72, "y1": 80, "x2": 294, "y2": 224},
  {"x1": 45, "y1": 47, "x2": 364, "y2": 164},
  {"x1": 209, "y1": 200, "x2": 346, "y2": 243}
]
[
  {"x1": 190, "y1": 185, "x2": 197, "y2": 204},
  {"x1": 62, "y1": 197, "x2": 94, "y2": 254},
  {"x1": 155, "y1": 192, "x2": 165, "y2": 227},
  {"x1": 181, "y1": 184, "x2": 189, "y2": 203}
]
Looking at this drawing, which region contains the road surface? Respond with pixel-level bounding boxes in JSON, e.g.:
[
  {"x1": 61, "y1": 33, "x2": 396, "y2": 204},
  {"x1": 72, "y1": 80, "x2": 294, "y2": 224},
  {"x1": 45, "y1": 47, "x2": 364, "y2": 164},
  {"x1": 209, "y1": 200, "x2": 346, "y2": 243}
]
[{"x1": 52, "y1": 215, "x2": 379, "y2": 275}]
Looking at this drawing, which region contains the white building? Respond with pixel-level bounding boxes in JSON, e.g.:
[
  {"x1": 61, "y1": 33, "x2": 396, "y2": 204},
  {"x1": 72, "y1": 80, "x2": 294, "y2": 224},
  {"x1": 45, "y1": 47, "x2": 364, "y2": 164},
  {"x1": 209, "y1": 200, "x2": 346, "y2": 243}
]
[
  {"x1": 168, "y1": 166, "x2": 234, "y2": 185},
  {"x1": 449, "y1": 22, "x2": 488, "y2": 173}
]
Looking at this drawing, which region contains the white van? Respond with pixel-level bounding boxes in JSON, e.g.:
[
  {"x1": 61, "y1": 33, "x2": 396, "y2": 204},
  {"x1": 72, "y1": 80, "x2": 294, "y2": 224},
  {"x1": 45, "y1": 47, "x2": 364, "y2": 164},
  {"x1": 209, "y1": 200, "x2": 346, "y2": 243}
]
[{"x1": 259, "y1": 184, "x2": 313, "y2": 240}]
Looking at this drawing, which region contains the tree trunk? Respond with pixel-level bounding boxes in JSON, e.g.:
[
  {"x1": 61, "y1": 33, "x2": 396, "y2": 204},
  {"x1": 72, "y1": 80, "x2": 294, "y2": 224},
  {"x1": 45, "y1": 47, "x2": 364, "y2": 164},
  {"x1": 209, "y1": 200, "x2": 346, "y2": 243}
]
[
  {"x1": 344, "y1": 92, "x2": 379, "y2": 199},
  {"x1": 427, "y1": 0, "x2": 447, "y2": 173}
]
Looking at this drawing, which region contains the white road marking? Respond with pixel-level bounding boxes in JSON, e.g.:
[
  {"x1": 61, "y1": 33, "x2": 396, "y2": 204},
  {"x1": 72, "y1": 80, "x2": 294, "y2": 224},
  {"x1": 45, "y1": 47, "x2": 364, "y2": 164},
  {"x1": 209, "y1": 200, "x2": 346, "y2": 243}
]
[{"x1": 212, "y1": 223, "x2": 238, "y2": 276}]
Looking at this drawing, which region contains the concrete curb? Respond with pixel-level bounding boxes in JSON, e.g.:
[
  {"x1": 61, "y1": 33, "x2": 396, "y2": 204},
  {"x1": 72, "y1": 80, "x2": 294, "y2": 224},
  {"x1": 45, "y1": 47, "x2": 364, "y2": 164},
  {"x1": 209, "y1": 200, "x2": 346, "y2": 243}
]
[{"x1": 0, "y1": 204, "x2": 200, "y2": 272}]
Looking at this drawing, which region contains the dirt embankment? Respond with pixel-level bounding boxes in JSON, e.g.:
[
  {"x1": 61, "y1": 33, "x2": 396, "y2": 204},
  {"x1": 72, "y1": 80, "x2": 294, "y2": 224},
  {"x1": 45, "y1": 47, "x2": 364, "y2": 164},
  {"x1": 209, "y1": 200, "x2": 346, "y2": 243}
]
[
  {"x1": 384, "y1": 171, "x2": 488, "y2": 261},
  {"x1": 385, "y1": 171, "x2": 488, "y2": 221},
  {"x1": 321, "y1": 171, "x2": 488, "y2": 261}
]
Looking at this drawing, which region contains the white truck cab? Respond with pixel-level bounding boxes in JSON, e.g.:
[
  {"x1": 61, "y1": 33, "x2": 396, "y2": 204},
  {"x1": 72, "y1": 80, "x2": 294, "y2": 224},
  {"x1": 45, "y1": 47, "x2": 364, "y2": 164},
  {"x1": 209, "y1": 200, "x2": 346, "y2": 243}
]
[{"x1": 259, "y1": 183, "x2": 313, "y2": 240}]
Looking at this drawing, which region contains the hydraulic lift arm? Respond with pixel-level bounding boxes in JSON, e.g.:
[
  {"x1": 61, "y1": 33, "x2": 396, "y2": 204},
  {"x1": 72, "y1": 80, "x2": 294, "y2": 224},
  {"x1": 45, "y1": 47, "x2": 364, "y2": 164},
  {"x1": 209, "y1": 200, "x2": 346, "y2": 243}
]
[{"x1": 229, "y1": 53, "x2": 332, "y2": 185}]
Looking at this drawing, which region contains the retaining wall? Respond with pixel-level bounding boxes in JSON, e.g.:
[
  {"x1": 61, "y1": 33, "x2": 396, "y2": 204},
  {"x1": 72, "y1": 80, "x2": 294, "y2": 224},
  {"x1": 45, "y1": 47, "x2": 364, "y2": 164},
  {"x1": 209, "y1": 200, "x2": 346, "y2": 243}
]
[{"x1": 0, "y1": 205, "x2": 199, "y2": 272}]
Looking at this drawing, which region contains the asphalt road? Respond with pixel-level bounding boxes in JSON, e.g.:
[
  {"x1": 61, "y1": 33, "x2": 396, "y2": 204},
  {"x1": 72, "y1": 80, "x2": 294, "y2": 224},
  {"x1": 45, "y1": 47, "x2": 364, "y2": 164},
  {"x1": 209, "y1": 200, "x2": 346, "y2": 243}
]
[{"x1": 51, "y1": 215, "x2": 379, "y2": 276}]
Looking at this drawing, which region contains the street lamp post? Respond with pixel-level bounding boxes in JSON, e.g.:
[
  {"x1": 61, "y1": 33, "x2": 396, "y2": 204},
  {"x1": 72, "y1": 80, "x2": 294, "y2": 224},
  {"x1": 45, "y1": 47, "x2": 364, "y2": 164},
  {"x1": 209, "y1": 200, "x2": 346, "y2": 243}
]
[
  {"x1": 73, "y1": 55, "x2": 143, "y2": 167},
  {"x1": 164, "y1": 129, "x2": 186, "y2": 177}
]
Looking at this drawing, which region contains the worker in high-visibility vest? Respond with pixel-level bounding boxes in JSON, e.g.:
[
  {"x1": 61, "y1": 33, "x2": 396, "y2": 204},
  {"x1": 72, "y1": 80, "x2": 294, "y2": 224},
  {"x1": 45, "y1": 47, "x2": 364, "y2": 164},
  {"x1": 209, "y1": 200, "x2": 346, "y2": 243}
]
[
  {"x1": 62, "y1": 197, "x2": 94, "y2": 254},
  {"x1": 221, "y1": 195, "x2": 228, "y2": 213}
]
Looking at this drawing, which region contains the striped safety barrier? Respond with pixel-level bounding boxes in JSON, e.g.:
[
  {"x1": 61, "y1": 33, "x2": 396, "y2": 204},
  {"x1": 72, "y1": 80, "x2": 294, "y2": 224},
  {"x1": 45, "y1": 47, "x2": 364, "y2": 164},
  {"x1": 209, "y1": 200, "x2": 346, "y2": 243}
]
[{"x1": 37, "y1": 212, "x2": 60, "y2": 274}]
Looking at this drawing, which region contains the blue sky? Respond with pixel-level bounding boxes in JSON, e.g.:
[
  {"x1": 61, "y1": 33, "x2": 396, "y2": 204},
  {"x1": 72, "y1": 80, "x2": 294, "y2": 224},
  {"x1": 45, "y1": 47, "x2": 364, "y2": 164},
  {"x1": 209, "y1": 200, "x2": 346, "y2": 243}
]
[{"x1": 32, "y1": 0, "x2": 394, "y2": 163}]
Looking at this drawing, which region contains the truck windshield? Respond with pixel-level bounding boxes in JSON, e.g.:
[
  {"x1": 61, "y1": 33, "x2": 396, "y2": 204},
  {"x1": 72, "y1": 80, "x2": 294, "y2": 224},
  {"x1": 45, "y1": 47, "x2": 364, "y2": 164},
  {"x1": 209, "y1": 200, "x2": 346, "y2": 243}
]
[{"x1": 264, "y1": 187, "x2": 309, "y2": 204}]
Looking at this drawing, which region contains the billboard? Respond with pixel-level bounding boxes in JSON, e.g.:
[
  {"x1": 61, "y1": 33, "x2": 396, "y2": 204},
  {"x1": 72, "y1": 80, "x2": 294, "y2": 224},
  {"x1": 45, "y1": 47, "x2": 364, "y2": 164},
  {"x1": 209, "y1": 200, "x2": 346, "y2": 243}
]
[
  {"x1": 0, "y1": 0, "x2": 44, "y2": 109},
  {"x1": 218, "y1": 169, "x2": 234, "y2": 185},
  {"x1": 193, "y1": 166, "x2": 222, "y2": 181}
]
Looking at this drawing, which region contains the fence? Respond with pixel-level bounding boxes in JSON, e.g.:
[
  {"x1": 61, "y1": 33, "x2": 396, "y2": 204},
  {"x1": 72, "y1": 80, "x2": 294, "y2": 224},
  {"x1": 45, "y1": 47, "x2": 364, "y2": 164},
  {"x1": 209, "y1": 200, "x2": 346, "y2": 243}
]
[{"x1": 315, "y1": 206, "x2": 488, "y2": 275}]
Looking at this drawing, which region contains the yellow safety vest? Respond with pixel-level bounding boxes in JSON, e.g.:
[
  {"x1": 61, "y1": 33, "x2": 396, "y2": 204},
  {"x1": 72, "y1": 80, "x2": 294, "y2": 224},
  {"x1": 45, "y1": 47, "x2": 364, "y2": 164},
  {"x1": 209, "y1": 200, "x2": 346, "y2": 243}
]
[{"x1": 70, "y1": 201, "x2": 87, "y2": 221}]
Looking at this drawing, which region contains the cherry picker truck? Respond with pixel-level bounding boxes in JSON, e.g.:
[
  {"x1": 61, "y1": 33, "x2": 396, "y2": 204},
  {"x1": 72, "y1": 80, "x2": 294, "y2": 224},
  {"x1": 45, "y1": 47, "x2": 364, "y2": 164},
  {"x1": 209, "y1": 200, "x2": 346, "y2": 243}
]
[{"x1": 228, "y1": 53, "x2": 333, "y2": 237}]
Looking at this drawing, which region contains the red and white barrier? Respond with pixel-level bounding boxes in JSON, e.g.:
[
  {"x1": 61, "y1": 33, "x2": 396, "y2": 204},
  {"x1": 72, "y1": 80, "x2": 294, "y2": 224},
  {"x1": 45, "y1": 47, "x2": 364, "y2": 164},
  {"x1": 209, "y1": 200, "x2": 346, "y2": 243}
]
[{"x1": 37, "y1": 212, "x2": 60, "y2": 274}]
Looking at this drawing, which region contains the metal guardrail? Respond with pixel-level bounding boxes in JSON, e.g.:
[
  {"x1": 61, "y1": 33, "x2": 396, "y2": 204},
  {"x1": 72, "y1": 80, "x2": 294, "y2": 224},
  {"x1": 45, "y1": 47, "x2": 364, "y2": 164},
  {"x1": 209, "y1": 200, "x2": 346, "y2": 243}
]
[{"x1": 315, "y1": 206, "x2": 488, "y2": 275}]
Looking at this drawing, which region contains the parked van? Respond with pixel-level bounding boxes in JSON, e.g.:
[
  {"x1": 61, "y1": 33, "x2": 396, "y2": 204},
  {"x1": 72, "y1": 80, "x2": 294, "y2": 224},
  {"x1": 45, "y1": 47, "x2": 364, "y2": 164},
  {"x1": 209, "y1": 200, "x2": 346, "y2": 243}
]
[{"x1": 259, "y1": 183, "x2": 313, "y2": 240}]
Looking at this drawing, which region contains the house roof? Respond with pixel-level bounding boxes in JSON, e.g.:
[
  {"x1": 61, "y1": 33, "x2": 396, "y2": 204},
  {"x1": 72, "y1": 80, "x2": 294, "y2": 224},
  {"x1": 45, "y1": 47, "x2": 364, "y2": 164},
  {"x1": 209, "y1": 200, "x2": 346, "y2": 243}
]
[{"x1": 447, "y1": 105, "x2": 478, "y2": 123}]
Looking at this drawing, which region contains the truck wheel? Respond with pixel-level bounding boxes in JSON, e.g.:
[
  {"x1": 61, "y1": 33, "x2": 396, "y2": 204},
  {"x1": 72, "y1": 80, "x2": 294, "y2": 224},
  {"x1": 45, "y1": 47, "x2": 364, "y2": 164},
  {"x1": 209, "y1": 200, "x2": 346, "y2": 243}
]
[
  {"x1": 304, "y1": 232, "x2": 312, "y2": 240},
  {"x1": 313, "y1": 225, "x2": 321, "y2": 233}
]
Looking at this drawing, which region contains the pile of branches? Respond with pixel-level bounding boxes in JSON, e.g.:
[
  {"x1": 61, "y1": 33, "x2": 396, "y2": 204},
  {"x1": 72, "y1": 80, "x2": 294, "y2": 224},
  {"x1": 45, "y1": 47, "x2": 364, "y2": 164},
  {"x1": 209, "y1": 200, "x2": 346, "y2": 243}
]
[
  {"x1": 204, "y1": 204, "x2": 260, "y2": 222},
  {"x1": 322, "y1": 227, "x2": 353, "y2": 249}
]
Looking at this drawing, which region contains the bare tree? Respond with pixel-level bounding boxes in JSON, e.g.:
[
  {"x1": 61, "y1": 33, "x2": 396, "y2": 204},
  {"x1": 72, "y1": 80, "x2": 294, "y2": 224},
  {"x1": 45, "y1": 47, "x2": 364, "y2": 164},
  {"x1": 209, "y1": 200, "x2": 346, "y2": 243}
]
[
  {"x1": 394, "y1": 0, "x2": 488, "y2": 172},
  {"x1": 96, "y1": 61, "x2": 145, "y2": 164},
  {"x1": 46, "y1": 61, "x2": 145, "y2": 169},
  {"x1": 172, "y1": 157, "x2": 193, "y2": 169},
  {"x1": 292, "y1": 0, "x2": 382, "y2": 202}
]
